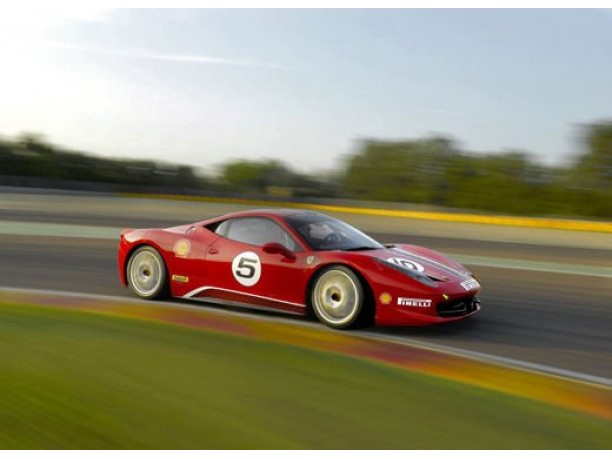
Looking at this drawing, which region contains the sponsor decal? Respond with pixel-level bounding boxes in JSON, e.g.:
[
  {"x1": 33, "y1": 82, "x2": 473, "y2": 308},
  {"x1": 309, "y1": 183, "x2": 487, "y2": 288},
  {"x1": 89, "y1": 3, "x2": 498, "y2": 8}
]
[
  {"x1": 392, "y1": 247, "x2": 468, "y2": 277},
  {"x1": 460, "y1": 278, "x2": 480, "y2": 291},
  {"x1": 306, "y1": 256, "x2": 316, "y2": 265},
  {"x1": 173, "y1": 239, "x2": 191, "y2": 258},
  {"x1": 386, "y1": 257, "x2": 425, "y2": 272},
  {"x1": 379, "y1": 292, "x2": 392, "y2": 305},
  {"x1": 171, "y1": 274, "x2": 189, "y2": 283},
  {"x1": 397, "y1": 297, "x2": 432, "y2": 307},
  {"x1": 232, "y1": 251, "x2": 262, "y2": 287}
]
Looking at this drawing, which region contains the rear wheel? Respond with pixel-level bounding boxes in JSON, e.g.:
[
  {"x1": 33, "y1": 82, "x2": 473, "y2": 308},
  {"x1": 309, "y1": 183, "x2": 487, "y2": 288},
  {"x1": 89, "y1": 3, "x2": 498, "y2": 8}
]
[
  {"x1": 311, "y1": 266, "x2": 364, "y2": 329},
  {"x1": 127, "y1": 246, "x2": 169, "y2": 300}
]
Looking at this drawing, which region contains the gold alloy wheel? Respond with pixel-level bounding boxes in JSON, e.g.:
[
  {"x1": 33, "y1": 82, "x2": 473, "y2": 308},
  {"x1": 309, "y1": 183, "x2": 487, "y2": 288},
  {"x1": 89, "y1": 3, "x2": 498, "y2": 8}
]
[
  {"x1": 312, "y1": 267, "x2": 363, "y2": 328},
  {"x1": 128, "y1": 247, "x2": 166, "y2": 299}
]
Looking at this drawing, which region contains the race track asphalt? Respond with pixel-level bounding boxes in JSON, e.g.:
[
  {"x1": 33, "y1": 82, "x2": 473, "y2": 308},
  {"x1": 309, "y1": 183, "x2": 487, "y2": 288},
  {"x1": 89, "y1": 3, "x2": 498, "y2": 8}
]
[
  {"x1": 2, "y1": 191, "x2": 611, "y2": 380},
  {"x1": 2, "y1": 223, "x2": 611, "y2": 380}
]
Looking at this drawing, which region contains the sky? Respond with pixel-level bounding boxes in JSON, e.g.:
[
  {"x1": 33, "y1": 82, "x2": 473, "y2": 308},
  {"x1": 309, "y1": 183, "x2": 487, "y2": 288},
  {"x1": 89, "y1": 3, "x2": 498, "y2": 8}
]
[{"x1": 1, "y1": 8, "x2": 611, "y2": 173}]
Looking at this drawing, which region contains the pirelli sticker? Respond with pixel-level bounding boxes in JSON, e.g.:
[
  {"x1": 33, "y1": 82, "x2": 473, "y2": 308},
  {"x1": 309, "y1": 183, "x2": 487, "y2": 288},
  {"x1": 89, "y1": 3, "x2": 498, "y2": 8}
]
[
  {"x1": 397, "y1": 297, "x2": 432, "y2": 308},
  {"x1": 172, "y1": 274, "x2": 189, "y2": 283}
]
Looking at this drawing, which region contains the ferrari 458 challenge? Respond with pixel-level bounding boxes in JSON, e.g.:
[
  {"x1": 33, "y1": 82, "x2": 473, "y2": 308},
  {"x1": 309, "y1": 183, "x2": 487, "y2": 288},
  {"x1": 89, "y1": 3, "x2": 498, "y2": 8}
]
[{"x1": 118, "y1": 209, "x2": 481, "y2": 329}]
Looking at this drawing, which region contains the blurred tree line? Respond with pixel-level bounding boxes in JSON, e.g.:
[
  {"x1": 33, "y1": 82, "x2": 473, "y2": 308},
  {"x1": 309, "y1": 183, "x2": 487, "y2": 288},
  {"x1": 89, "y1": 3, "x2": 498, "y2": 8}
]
[
  {"x1": 1, "y1": 122, "x2": 610, "y2": 218},
  {"x1": 0, "y1": 133, "x2": 204, "y2": 191},
  {"x1": 344, "y1": 122, "x2": 611, "y2": 217}
]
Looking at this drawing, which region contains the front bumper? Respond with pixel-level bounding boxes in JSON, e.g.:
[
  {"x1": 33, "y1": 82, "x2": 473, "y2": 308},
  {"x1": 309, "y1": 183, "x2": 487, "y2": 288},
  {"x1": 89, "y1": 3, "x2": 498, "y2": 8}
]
[{"x1": 374, "y1": 295, "x2": 481, "y2": 326}]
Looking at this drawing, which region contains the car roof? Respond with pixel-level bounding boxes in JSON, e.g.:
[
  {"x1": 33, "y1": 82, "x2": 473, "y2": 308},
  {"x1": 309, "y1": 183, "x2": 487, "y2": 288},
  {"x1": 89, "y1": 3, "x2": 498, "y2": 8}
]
[
  {"x1": 243, "y1": 208, "x2": 317, "y2": 217},
  {"x1": 202, "y1": 208, "x2": 325, "y2": 223}
]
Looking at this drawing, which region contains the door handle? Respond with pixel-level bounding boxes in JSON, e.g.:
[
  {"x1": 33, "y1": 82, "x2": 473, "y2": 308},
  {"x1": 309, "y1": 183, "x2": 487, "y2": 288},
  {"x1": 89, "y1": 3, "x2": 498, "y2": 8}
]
[{"x1": 208, "y1": 248, "x2": 219, "y2": 255}]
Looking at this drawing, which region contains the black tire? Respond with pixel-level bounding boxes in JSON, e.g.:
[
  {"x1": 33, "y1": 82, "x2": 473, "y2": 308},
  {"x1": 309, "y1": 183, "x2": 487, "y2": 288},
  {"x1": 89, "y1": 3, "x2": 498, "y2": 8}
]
[
  {"x1": 126, "y1": 246, "x2": 169, "y2": 300},
  {"x1": 310, "y1": 265, "x2": 364, "y2": 329}
]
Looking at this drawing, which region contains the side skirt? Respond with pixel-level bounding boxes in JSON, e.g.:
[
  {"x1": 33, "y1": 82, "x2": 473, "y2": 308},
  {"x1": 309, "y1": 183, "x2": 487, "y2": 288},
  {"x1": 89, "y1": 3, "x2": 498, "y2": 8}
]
[{"x1": 182, "y1": 286, "x2": 307, "y2": 316}]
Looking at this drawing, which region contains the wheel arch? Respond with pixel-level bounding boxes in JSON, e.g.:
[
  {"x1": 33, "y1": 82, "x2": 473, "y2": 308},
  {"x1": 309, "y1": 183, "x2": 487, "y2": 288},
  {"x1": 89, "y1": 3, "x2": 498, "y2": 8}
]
[
  {"x1": 305, "y1": 262, "x2": 376, "y2": 327},
  {"x1": 122, "y1": 241, "x2": 169, "y2": 286}
]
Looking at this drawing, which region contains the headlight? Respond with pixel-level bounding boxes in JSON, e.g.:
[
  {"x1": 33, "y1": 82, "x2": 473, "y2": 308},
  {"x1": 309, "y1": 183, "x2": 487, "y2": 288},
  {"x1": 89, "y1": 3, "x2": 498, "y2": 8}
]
[{"x1": 376, "y1": 259, "x2": 437, "y2": 287}]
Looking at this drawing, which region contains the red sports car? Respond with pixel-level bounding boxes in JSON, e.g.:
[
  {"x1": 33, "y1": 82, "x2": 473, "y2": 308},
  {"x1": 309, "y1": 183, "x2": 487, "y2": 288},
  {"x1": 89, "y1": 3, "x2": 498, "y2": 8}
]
[{"x1": 118, "y1": 209, "x2": 481, "y2": 329}]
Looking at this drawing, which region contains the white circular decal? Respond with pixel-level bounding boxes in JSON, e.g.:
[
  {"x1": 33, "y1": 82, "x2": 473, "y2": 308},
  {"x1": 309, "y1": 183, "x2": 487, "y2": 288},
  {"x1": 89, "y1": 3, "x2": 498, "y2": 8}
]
[
  {"x1": 386, "y1": 257, "x2": 425, "y2": 272},
  {"x1": 232, "y1": 251, "x2": 262, "y2": 287}
]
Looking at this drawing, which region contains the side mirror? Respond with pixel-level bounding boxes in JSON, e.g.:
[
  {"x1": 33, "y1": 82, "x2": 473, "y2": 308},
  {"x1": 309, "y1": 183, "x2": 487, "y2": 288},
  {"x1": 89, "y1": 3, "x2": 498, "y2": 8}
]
[{"x1": 262, "y1": 242, "x2": 296, "y2": 260}]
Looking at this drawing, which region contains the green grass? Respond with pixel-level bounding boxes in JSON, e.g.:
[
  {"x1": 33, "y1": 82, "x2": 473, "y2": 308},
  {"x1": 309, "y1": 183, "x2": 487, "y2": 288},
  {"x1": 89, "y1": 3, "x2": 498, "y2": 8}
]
[{"x1": 0, "y1": 303, "x2": 610, "y2": 449}]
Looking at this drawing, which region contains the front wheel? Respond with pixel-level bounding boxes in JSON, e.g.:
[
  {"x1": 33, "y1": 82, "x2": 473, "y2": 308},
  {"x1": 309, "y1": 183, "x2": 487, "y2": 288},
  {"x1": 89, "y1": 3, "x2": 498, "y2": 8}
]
[
  {"x1": 127, "y1": 246, "x2": 169, "y2": 300},
  {"x1": 311, "y1": 266, "x2": 364, "y2": 329}
]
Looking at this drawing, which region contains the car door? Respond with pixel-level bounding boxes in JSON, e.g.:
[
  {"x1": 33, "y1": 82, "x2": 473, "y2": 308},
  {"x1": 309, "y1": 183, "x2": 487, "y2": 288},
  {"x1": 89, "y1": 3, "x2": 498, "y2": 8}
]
[
  {"x1": 203, "y1": 217, "x2": 309, "y2": 312},
  {"x1": 164, "y1": 224, "x2": 222, "y2": 297}
]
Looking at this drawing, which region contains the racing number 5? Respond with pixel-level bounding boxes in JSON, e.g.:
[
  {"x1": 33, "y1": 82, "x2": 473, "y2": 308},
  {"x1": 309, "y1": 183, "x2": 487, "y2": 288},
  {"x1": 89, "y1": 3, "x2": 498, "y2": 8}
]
[
  {"x1": 235, "y1": 257, "x2": 257, "y2": 279},
  {"x1": 231, "y1": 251, "x2": 262, "y2": 287}
]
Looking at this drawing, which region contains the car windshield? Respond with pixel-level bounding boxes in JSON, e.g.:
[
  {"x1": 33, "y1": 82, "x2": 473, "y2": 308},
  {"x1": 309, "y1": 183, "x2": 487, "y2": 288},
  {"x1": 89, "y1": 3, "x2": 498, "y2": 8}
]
[{"x1": 284, "y1": 213, "x2": 384, "y2": 251}]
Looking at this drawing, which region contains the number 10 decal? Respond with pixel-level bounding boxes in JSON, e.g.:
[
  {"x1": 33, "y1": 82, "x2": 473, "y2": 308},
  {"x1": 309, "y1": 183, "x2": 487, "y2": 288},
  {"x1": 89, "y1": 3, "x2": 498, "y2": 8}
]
[{"x1": 232, "y1": 251, "x2": 262, "y2": 287}]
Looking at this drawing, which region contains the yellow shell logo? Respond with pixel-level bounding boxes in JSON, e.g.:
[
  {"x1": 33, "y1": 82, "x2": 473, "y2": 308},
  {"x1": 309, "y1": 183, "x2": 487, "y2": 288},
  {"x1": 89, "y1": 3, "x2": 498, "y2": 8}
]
[
  {"x1": 173, "y1": 240, "x2": 191, "y2": 257},
  {"x1": 379, "y1": 292, "x2": 392, "y2": 305}
]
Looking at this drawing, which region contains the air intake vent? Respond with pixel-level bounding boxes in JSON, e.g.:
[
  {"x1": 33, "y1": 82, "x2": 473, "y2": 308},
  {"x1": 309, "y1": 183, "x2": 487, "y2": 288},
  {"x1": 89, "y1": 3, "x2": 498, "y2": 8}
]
[{"x1": 437, "y1": 296, "x2": 480, "y2": 317}]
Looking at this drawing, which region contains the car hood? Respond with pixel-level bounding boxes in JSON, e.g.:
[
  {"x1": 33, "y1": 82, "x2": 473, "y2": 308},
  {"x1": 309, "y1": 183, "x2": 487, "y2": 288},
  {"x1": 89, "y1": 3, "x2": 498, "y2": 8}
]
[{"x1": 352, "y1": 245, "x2": 472, "y2": 282}]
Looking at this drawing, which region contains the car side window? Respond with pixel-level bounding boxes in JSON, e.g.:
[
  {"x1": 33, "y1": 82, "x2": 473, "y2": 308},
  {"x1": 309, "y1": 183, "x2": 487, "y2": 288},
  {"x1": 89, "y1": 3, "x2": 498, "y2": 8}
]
[
  {"x1": 214, "y1": 220, "x2": 230, "y2": 236},
  {"x1": 225, "y1": 217, "x2": 301, "y2": 251}
]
